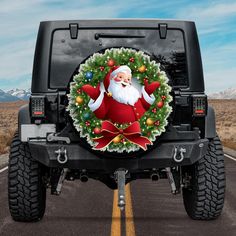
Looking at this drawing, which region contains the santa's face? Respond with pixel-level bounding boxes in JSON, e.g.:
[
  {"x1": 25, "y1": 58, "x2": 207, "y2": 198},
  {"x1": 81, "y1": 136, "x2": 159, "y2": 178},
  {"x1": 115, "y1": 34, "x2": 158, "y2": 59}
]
[
  {"x1": 108, "y1": 73, "x2": 140, "y2": 106},
  {"x1": 113, "y1": 72, "x2": 131, "y2": 88}
]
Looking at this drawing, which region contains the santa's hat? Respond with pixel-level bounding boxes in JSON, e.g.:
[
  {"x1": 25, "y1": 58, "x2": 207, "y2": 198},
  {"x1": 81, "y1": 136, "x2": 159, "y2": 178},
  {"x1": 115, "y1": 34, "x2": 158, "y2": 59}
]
[{"x1": 104, "y1": 65, "x2": 132, "y2": 92}]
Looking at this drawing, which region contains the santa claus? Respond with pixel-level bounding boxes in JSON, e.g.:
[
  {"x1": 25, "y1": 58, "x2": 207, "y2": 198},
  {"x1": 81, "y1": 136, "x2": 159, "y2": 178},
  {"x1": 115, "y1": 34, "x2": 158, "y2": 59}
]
[{"x1": 82, "y1": 65, "x2": 160, "y2": 124}]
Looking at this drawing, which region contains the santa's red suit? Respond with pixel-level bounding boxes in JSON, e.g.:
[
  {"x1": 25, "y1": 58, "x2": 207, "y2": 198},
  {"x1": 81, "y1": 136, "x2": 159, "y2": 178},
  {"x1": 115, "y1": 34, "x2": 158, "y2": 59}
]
[
  {"x1": 82, "y1": 65, "x2": 160, "y2": 124},
  {"x1": 88, "y1": 85, "x2": 155, "y2": 123}
]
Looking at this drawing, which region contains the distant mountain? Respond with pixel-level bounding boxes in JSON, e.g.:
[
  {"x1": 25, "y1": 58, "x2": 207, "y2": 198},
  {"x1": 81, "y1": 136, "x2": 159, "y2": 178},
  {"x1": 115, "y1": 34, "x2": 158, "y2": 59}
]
[
  {"x1": 209, "y1": 88, "x2": 236, "y2": 99},
  {"x1": 0, "y1": 89, "x2": 20, "y2": 102},
  {"x1": 7, "y1": 88, "x2": 31, "y2": 101},
  {"x1": 0, "y1": 88, "x2": 31, "y2": 102}
]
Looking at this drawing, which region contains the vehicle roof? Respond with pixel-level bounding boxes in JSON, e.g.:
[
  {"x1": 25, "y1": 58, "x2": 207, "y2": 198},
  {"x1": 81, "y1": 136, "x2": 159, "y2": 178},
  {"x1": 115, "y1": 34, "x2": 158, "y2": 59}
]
[
  {"x1": 40, "y1": 18, "x2": 195, "y2": 23},
  {"x1": 39, "y1": 19, "x2": 195, "y2": 29}
]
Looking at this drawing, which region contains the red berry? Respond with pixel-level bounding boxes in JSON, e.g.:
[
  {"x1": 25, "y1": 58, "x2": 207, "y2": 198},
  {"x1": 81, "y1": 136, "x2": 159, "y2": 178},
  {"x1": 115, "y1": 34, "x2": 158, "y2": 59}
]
[
  {"x1": 161, "y1": 95, "x2": 166, "y2": 100},
  {"x1": 157, "y1": 101, "x2": 164, "y2": 108},
  {"x1": 100, "y1": 66, "x2": 105, "y2": 71},
  {"x1": 129, "y1": 57, "x2": 135, "y2": 62},
  {"x1": 121, "y1": 138, "x2": 126, "y2": 143},
  {"x1": 85, "y1": 121, "x2": 90, "y2": 126},
  {"x1": 155, "y1": 120, "x2": 160, "y2": 126},
  {"x1": 94, "y1": 127, "x2": 101, "y2": 134},
  {"x1": 77, "y1": 88, "x2": 82, "y2": 94},
  {"x1": 107, "y1": 59, "x2": 115, "y2": 67},
  {"x1": 152, "y1": 108, "x2": 157, "y2": 113}
]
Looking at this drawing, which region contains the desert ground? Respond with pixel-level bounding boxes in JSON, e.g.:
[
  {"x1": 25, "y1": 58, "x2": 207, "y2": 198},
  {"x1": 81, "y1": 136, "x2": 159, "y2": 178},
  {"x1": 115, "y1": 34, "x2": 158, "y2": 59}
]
[
  {"x1": 209, "y1": 99, "x2": 236, "y2": 150},
  {"x1": 0, "y1": 100, "x2": 235, "y2": 154},
  {"x1": 0, "y1": 101, "x2": 27, "y2": 153}
]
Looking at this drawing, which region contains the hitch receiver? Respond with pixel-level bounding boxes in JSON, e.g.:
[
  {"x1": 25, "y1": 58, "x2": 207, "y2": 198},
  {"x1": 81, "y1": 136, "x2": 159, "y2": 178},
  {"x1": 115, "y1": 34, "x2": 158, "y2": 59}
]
[{"x1": 115, "y1": 169, "x2": 127, "y2": 211}]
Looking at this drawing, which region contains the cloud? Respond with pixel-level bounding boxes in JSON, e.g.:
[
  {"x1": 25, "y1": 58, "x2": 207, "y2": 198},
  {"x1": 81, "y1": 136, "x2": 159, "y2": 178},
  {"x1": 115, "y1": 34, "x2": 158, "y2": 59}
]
[
  {"x1": 201, "y1": 41, "x2": 236, "y2": 93},
  {"x1": 0, "y1": 0, "x2": 235, "y2": 92},
  {"x1": 0, "y1": 39, "x2": 35, "y2": 79},
  {"x1": 205, "y1": 67, "x2": 236, "y2": 93},
  {"x1": 176, "y1": 1, "x2": 236, "y2": 35},
  {"x1": 188, "y1": 2, "x2": 236, "y2": 18},
  {"x1": 201, "y1": 41, "x2": 236, "y2": 69},
  {"x1": 0, "y1": 0, "x2": 39, "y2": 13}
]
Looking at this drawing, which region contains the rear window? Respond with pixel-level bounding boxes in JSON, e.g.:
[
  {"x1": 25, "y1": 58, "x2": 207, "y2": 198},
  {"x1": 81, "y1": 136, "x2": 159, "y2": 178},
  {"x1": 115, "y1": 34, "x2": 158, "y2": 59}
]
[{"x1": 50, "y1": 29, "x2": 187, "y2": 89}]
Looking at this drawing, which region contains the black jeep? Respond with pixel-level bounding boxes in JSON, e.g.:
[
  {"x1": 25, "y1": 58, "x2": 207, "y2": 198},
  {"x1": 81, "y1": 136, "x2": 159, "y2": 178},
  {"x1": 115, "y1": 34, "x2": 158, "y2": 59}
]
[{"x1": 8, "y1": 19, "x2": 225, "y2": 222}]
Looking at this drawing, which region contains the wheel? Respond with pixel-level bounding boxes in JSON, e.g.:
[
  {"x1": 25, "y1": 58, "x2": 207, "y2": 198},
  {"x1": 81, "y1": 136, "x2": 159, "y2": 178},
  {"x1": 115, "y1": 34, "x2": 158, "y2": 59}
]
[
  {"x1": 8, "y1": 133, "x2": 46, "y2": 222},
  {"x1": 182, "y1": 135, "x2": 225, "y2": 220}
]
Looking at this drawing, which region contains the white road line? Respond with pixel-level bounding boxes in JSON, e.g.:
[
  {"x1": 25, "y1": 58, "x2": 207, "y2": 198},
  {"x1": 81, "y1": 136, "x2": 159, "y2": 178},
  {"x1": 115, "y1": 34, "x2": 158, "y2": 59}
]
[
  {"x1": 0, "y1": 166, "x2": 8, "y2": 173},
  {"x1": 225, "y1": 154, "x2": 236, "y2": 162}
]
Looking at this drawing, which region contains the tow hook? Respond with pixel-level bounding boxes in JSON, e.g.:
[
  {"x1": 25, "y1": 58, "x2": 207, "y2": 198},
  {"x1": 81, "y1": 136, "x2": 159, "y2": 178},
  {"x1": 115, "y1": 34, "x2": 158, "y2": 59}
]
[
  {"x1": 115, "y1": 169, "x2": 127, "y2": 211},
  {"x1": 173, "y1": 147, "x2": 186, "y2": 163},
  {"x1": 55, "y1": 147, "x2": 68, "y2": 164}
]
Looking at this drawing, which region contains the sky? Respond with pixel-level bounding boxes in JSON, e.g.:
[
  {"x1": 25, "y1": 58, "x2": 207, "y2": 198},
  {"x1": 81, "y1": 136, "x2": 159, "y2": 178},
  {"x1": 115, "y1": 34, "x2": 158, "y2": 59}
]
[{"x1": 0, "y1": 0, "x2": 235, "y2": 93}]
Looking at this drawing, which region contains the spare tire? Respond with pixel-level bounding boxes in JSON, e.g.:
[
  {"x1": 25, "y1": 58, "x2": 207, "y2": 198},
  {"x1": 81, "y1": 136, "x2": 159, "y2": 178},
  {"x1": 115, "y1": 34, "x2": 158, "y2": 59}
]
[{"x1": 67, "y1": 48, "x2": 172, "y2": 157}]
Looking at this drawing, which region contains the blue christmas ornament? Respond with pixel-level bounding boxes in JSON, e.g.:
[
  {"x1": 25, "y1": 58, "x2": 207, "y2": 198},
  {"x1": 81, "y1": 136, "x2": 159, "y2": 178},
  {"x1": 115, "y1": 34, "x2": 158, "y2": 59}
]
[
  {"x1": 83, "y1": 112, "x2": 90, "y2": 120},
  {"x1": 85, "y1": 71, "x2": 93, "y2": 80}
]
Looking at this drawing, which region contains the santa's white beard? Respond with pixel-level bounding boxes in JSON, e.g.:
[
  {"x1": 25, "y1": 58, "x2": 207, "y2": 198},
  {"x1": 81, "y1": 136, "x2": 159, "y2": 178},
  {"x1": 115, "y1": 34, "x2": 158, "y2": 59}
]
[{"x1": 108, "y1": 80, "x2": 141, "y2": 106}]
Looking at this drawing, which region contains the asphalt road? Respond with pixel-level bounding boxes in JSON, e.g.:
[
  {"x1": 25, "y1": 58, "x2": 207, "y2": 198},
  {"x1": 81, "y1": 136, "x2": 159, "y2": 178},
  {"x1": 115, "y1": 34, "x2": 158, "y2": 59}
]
[{"x1": 0, "y1": 154, "x2": 236, "y2": 236}]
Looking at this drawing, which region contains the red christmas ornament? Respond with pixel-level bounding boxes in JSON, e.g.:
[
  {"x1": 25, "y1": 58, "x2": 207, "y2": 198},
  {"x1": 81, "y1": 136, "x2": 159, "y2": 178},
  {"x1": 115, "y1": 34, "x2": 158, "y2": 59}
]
[
  {"x1": 100, "y1": 66, "x2": 105, "y2": 71},
  {"x1": 93, "y1": 127, "x2": 101, "y2": 134},
  {"x1": 107, "y1": 59, "x2": 115, "y2": 67},
  {"x1": 129, "y1": 57, "x2": 135, "y2": 62},
  {"x1": 157, "y1": 101, "x2": 164, "y2": 108},
  {"x1": 161, "y1": 95, "x2": 166, "y2": 100},
  {"x1": 154, "y1": 120, "x2": 160, "y2": 126}
]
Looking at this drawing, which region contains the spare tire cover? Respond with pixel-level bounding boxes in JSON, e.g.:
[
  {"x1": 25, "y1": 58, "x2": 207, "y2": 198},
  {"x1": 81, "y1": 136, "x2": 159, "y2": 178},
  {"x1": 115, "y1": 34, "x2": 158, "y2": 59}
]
[{"x1": 68, "y1": 48, "x2": 172, "y2": 154}]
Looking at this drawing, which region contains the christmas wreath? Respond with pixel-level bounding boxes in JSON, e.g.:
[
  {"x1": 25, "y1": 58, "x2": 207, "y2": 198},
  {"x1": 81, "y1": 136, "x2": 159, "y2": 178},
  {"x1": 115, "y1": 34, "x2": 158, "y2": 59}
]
[{"x1": 68, "y1": 48, "x2": 172, "y2": 153}]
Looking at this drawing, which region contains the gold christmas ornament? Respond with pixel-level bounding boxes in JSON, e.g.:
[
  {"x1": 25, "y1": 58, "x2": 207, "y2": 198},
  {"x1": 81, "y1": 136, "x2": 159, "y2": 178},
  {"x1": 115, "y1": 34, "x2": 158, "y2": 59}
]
[
  {"x1": 138, "y1": 65, "x2": 146, "y2": 73},
  {"x1": 146, "y1": 118, "x2": 154, "y2": 126},
  {"x1": 76, "y1": 96, "x2": 83, "y2": 105},
  {"x1": 113, "y1": 135, "x2": 122, "y2": 143}
]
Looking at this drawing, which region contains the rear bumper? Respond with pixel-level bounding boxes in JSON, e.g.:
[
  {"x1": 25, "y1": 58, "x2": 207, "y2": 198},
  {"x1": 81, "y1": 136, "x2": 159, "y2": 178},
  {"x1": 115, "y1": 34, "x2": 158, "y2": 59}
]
[{"x1": 29, "y1": 138, "x2": 209, "y2": 172}]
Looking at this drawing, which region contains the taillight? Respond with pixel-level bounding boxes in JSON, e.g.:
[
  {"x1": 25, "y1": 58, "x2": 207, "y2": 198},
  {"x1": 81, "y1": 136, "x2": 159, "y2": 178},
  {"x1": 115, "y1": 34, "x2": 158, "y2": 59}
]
[
  {"x1": 192, "y1": 95, "x2": 207, "y2": 117},
  {"x1": 30, "y1": 96, "x2": 45, "y2": 118}
]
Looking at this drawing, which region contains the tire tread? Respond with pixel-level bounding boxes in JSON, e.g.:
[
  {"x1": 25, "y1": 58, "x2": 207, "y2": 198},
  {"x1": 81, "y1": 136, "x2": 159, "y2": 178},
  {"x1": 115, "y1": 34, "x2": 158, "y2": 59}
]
[
  {"x1": 183, "y1": 135, "x2": 225, "y2": 220},
  {"x1": 8, "y1": 133, "x2": 46, "y2": 222}
]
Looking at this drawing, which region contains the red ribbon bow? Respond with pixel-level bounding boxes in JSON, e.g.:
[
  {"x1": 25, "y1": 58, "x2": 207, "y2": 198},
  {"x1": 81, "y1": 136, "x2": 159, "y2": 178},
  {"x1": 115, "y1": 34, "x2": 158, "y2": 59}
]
[{"x1": 93, "y1": 120, "x2": 152, "y2": 151}]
